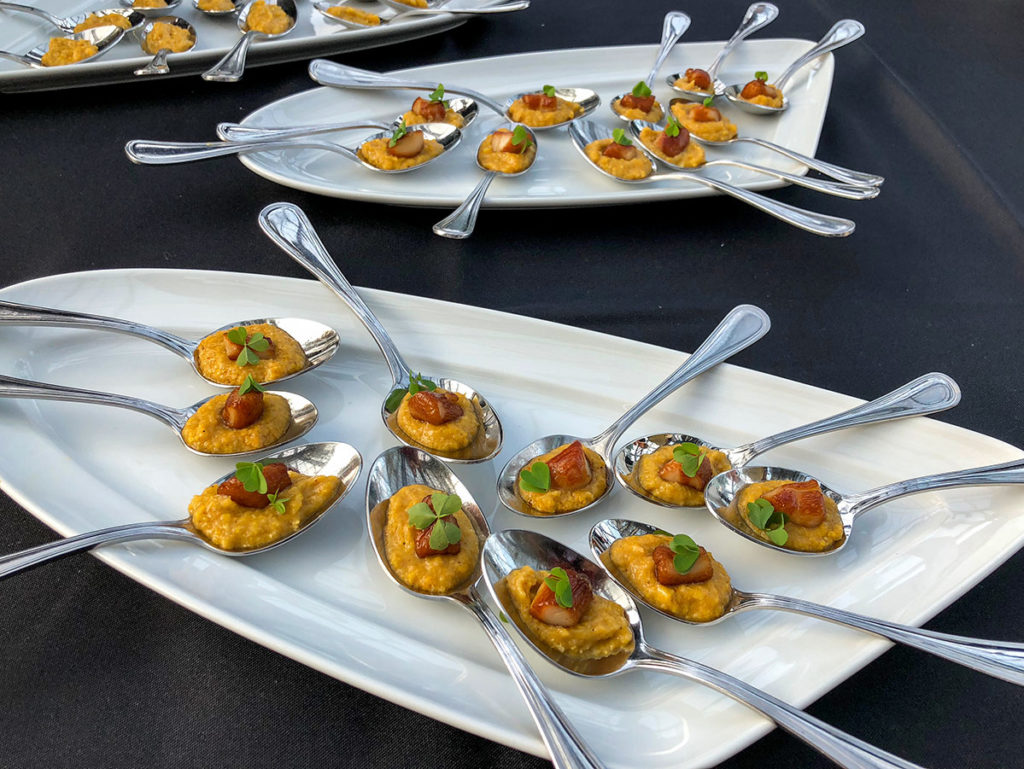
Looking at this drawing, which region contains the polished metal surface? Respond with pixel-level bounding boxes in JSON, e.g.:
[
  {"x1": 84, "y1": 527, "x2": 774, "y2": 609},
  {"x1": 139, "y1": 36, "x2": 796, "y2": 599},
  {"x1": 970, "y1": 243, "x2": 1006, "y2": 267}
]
[
  {"x1": 0, "y1": 441, "x2": 361, "y2": 579},
  {"x1": 201, "y1": 0, "x2": 297, "y2": 82},
  {"x1": 614, "y1": 372, "x2": 961, "y2": 508},
  {"x1": 500, "y1": 86, "x2": 600, "y2": 131},
  {"x1": 666, "y1": 2, "x2": 778, "y2": 100},
  {"x1": 0, "y1": 374, "x2": 318, "y2": 456},
  {"x1": 191, "y1": 0, "x2": 239, "y2": 17},
  {"x1": 133, "y1": 16, "x2": 196, "y2": 76},
  {"x1": 433, "y1": 123, "x2": 538, "y2": 239},
  {"x1": 314, "y1": 0, "x2": 528, "y2": 29},
  {"x1": 609, "y1": 11, "x2": 689, "y2": 122},
  {"x1": 0, "y1": 3, "x2": 143, "y2": 32},
  {"x1": 0, "y1": 24, "x2": 123, "y2": 68},
  {"x1": 567, "y1": 119, "x2": 855, "y2": 237},
  {"x1": 120, "y1": 0, "x2": 182, "y2": 15},
  {"x1": 481, "y1": 528, "x2": 927, "y2": 769},
  {"x1": 723, "y1": 19, "x2": 865, "y2": 115},
  {"x1": 495, "y1": 305, "x2": 770, "y2": 518},
  {"x1": 589, "y1": 517, "x2": 1024, "y2": 686},
  {"x1": 0, "y1": 300, "x2": 339, "y2": 388},
  {"x1": 258, "y1": 202, "x2": 504, "y2": 463},
  {"x1": 364, "y1": 446, "x2": 607, "y2": 769}
]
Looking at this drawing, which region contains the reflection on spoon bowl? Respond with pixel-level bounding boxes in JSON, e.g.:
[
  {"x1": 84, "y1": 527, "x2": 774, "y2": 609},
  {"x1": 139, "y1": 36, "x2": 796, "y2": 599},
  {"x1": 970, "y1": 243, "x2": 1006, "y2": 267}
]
[
  {"x1": 192, "y1": 0, "x2": 240, "y2": 17},
  {"x1": 502, "y1": 86, "x2": 600, "y2": 130},
  {"x1": 0, "y1": 442, "x2": 362, "y2": 580},
  {"x1": 0, "y1": 24, "x2": 124, "y2": 68},
  {"x1": 0, "y1": 3, "x2": 144, "y2": 32},
  {"x1": 121, "y1": 0, "x2": 183, "y2": 16},
  {"x1": 202, "y1": 0, "x2": 297, "y2": 82}
]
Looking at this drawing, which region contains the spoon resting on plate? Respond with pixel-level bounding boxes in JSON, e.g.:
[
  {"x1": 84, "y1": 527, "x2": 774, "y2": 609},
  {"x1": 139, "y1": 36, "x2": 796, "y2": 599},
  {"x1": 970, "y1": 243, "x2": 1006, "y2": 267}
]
[
  {"x1": 0, "y1": 3, "x2": 144, "y2": 33},
  {"x1": 314, "y1": 0, "x2": 528, "y2": 29},
  {"x1": 133, "y1": 15, "x2": 197, "y2": 76},
  {"x1": 608, "y1": 11, "x2": 690, "y2": 123},
  {"x1": 0, "y1": 24, "x2": 123, "y2": 68},
  {"x1": 202, "y1": 0, "x2": 297, "y2": 82}
]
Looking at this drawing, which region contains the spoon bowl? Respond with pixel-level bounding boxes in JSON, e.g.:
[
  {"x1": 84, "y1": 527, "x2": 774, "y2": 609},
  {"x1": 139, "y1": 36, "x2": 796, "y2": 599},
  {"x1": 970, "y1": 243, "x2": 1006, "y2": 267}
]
[
  {"x1": 314, "y1": 0, "x2": 528, "y2": 29},
  {"x1": 502, "y1": 86, "x2": 600, "y2": 130},
  {"x1": 121, "y1": 0, "x2": 182, "y2": 16},
  {"x1": 134, "y1": 15, "x2": 196, "y2": 76},
  {"x1": 202, "y1": 0, "x2": 297, "y2": 82},
  {"x1": 608, "y1": 11, "x2": 690, "y2": 123},
  {"x1": 192, "y1": 0, "x2": 240, "y2": 17},
  {"x1": 0, "y1": 3, "x2": 144, "y2": 32},
  {"x1": 0, "y1": 24, "x2": 123, "y2": 68},
  {"x1": 0, "y1": 441, "x2": 361, "y2": 580},
  {"x1": 259, "y1": 202, "x2": 503, "y2": 463}
]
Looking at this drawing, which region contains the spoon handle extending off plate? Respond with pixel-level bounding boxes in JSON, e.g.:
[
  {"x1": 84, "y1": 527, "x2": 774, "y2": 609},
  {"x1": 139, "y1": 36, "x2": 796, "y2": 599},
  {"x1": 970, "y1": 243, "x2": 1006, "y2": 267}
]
[
  {"x1": 433, "y1": 170, "x2": 497, "y2": 239},
  {"x1": 457, "y1": 588, "x2": 608, "y2": 769},
  {"x1": 637, "y1": 644, "x2": 925, "y2": 769},
  {"x1": 706, "y1": 2, "x2": 779, "y2": 79},
  {"x1": 134, "y1": 47, "x2": 172, "y2": 76},
  {"x1": 399, "y1": 0, "x2": 530, "y2": 16},
  {"x1": 0, "y1": 522, "x2": 194, "y2": 580},
  {"x1": 644, "y1": 11, "x2": 690, "y2": 87},
  {"x1": 744, "y1": 592, "x2": 1024, "y2": 686},
  {"x1": 0, "y1": 299, "x2": 194, "y2": 358},
  {"x1": 124, "y1": 137, "x2": 359, "y2": 164},
  {"x1": 774, "y1": 19, "x2": 865, "y2": 91},
  {"x1": 0, "y1": 50, "x2": 37, "y2": 68},
  {"x1": 736, "y1": 137, "x2": 884, "y2": 187},
  {"x1": 706, "y1": 159, "x2": 878, "y2": 200},
  {"x1": 216, "y1": 120, "x2": 391, "y2": 142},
  {"x1": 203, "y1": 29, "x2": 259, "y2": 82}
]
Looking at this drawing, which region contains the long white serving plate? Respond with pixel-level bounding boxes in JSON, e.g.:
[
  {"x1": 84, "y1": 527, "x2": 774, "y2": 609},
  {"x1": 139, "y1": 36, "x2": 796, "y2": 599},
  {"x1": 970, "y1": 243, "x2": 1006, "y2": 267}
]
[
  {"x1": 1, "y1": 269, "x2": 1022, "y2": 769},
  {"x1": 237, "y1": 40, "x2": 833, "y2": 206}
]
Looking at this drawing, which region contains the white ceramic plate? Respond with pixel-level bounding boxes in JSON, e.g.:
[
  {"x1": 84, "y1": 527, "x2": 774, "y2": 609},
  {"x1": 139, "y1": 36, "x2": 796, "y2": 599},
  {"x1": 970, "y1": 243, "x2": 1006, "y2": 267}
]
[
  {"x1": 2, "y1": 269, "x2": 1022, "y2": 769},
  {"x1": 0, "y1": 0, "x2": 488, "y2": 92},
  {"x1": 237, "y1": 39, "x2": 833, "y2": 206}
]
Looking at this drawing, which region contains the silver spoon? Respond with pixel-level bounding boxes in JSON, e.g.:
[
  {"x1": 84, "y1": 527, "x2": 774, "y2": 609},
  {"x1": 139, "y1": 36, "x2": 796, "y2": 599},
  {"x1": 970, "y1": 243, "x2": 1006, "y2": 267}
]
[
  {"x1": 0, "y1": 441, "x2": 361, "y2": 579},
  {"x1": 0, "y1": 24, "x2": 123, "y2": 68},
  {"x1": 668, "y1": 98, "x2": 884, "y2": 188},
  {"x1": 567, "y1": 120, "x2": 855, "y2": 237},
  {"x1": 134, "y1": 15, "x2": 196, "y2": 76},
  {"x1": 192, "y1": 0, "x2": 240, "y2": 18},
  {"x1": 705, "y1": 457, "x2": 1024, "y2": 557},
  {"x1": 259, "y1": 202, "x2": 503, "y2": 463},
  {"x1": 202, "y1": 0, "x2": 297, "y2": 83},
  {"x1": 433, "y1": 124, "x2": 538, "y2": 239},
  {"x1": 608, "y1": 11, "x2": 690, "y2": 122},
  {"x1": 482, "y1": 529, "x2": 928, "y2": 769},
  {"x1": 495, "y1": 305, "x2": 769, "y2": 518},
  {"x1": 724, "y1": 19, "x2": 865, "y2": 115},
  {"x1": 215, "y1": 96, "x2": 479, "y2": 141},
  {"x1": 125, "y1": 121, "x2": 461, "y2": 173},
  {"x1": 615, "y1": 372, "x2": 961, "y2": 508},
  {"x1": 365, "y1": 446, "x2": 606, "y2": 769},
  {"x1": 666, "y1": 2, "x2": 778, "y2": 100},
  {"x1": 0, "y1": 374, "x2": 317, "y2": 457},
  {"x1": 591, "y1": 517, "x2": 1024, "y2": 685},
  {"x1": 0, "y1": 3, "x2": 143, "y2": 32},
  {"x1": 0, "y1": 300, "x2": 339, "y2": 389},
  {"x1": 121, "y1": 0, "x2": 182, "y2": 16},
  {"x1": 629, "y1": 118, "x2": 877, "y2": 200},
  {"x1": 308, "y1": 59, "x2": 601, "y2": 130},
  {"x1": 314, "y1": 0, "x2": 529, "y2": 29}
]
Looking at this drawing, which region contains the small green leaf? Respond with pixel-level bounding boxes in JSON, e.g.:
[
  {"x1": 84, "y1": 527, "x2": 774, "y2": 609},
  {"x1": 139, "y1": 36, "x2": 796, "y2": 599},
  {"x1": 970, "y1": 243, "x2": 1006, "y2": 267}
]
[
  {"x1": 389, "y1": 118, "x2": 408, "y2": 148},
  {"x1": 428, "y1": 83, "x2": 445, "y2": 102},
  {"x1": 238, "y1": 374, "x2": 266, "y2": 396},
  {"x1": 747, "y1": 498, "x2": 788, "y2": 545},
  {"x1": 431, "y1": 492, "x2": 462, "y2": 518},
  {"x1": 755, "y1": 70, "x2": 768, "y2": 82},
  {"x1": 668, "y1": 533, "x2": 701, "y2": 574},
  {"x1": 407, "y1": 501, "x2": 437, "y2": 530},
  {"x1": 519, "y1": 461, "x2": 551, "y2": 493},
  {"x1": 428, "y1": 521, "x2": 449, "y2": 551},
  {"x1": 499, "y1": 611, "x2": 509, "y2": 623},
  {"x1": 542, "y1": 84, "x2": 556, "y2": 97},
  {"x1": 235, "y1": 461, "x2": 268, "y2": 494},
  {"x1": 612, "y1": 128, "x2": 632, "y2": 146},
  {"x1": 512, "y1": 125, "x2": 532, "y2": 148},
  {"x1": 385, "y1": 387, "x2": 408, "y2": 413},
  {"x1": 672, "y1": 443, "x2": 706, "y2": 478},
  {"x1": 408, "y1": 372, "x2": 436, "y2": 396},
  {"x1": 702, "y1": 96, "x2": 714, "y2": 107},
  {"x1": 236, "y1": 347, "x2": 258, "y2": 367},
  {"x1": 544, "y1": 566, "x2": 574, "y2": 608},
  {"x1": 247, "y1": 333, "x2": 270, "y2": 352},
  {"x1": 227, "y1": 327, "x2": 248, "y2": 345},
  {"x1": 631, "y1": 80, "x2": 652, "y2": 98},
  {"x1": 768, "y1": 527, "x2": 789, "y2": 546},
  {"x1": 664, "y1": 115, "x2": 681, "y2": 138},
  {"x1": 442, "y1": 519, "x2": 462, "y2": 545},
  {"x1": 268, "y1": 491, "x2": 289, "y2": 515}
]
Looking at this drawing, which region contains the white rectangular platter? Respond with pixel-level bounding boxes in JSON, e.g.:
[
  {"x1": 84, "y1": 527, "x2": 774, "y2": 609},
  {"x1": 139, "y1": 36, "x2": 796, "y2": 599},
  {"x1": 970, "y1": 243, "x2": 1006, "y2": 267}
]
[
  {"x1": 237, "y1": 40, "x2": 833, "y2": 206},
  {"x1": 2, "y1": 269, "x2": 1022, "y2": 769},
  {"x1": 0, "y1": 0, "x2": 479, "y2": 92}
]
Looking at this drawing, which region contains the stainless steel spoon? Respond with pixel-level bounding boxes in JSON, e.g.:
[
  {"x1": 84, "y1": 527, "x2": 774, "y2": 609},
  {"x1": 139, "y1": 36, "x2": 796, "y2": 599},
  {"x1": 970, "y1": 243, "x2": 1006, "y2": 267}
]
[
  {"x1": 433, "y1": 123, "x2": 538, "y2": 239},
  {"x1": 0, "y1": 300, "x2": 339, "y2": 388},
  {"x1": 308, "y1": 59, "x2": 601, "y2": 130},
  {"x1": 495, "y1": 305, "x2": 769, "y2": 518},
  {"x1": 314, "y1": 0, "x2": 529, "y2": 29},
  {"x1": 125, "y1": 121, "x2": 461, "y2": 173},
  {"x1": 0, "y1": 374, "x2": 318, "y2": 457},
  {"x1": 365, "y1": 445, "x2": 607, "y2": 769},
  {"x1": 705, "y1": 457, "x2": 1024, "y2": 556},
  {"x1": 134, "y1": 15, "x2": 196, "y2": 76},
  {"x1": 0, "y1": 24, "x2": 123, "y2": 68},
  {"x1": 259, "y1": 202, "x2": 503, "y2": 463},
  {"x1": 0, "y1": 3, "x2": 143, "y2": 32},
  {"x1": 608, "y1": 11, "x2": 690, "y2": 122},
  {"x1": 723, "y1": 19, "x2": 865, "y2": 115},
  {"x1": 629, "y1": 118, "x2": 877, "y2": 200},
  {"x1": 567, "y1": 120, "x2": 855, "y2": 237},
  {"x1": 591, "y1": 517, "x2": 1024, "y2": 686},
  {"x1": 192, "y1": 0, "x2": 240, "y2": 18},
  {"x1": 121, "y1": 0, "x2": 182, "y2": 16},
  {"x1": 0, "y1": 441, "x2": 361, "y2": 579},
  {"x1": 615, "y1": 372, "x2": 961, "y2": 508},
  {"x1": 666, "y1": 2, "x2": 778, "y2": 100},
  {"x1": 202, "y1": 0, "x2": 297, "y2": 82},
  {"x1": 481, "y1": 528, "x2": 928, "y2": 769}
]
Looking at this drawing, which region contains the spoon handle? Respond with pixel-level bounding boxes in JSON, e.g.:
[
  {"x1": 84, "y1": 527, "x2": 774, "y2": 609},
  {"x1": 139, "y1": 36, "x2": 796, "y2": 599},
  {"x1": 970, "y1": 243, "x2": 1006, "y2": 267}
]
[
  {"x1": 0, "y1": 374, "x2": 185, "y2": 431},
  {"x1": 743, "y1": 592, "x2": 1024, "y2": 686},
  {"x1": 457, "y1": 587, "x2": 608, "y2": 769},
  {"x1": 729, "y1": 373, "x2": 961, "y2": 467},
  {"x1": 202, "y1": 29, "x2": 260, "y2": 83},
  {"x1": 216, "y1": 120, "x2": 391, "y2": 142},
  {"x1": 258, "y1": 203, "x2": 411, "y2": 385},
  {"x1": 736, "y1": 137, "x2": 884, "y2": 187},
  {"x1": 0, "y1": 1, "x2": 64, "y2": 29},
  {"x1": 308, "y1": 59, "x2": 507, "y2": 116},
  {"x1": 636, "y1": 644, "x2": 924, "y2": 769},
  {"x1": 432, "y1": 171, "x2": 498, "y2": 239},
  {"x1": 0, "y1": 521, "x2": 194, "y2": 580},
  {"x1": 134, "y1": 48, "x2": 172, "y2": 77},
  {"x1": 397, "y1": 0, "x2": 530, "y2": 17},
  {"x1": 124, "y1": 137, "x2": 359, "y2": 165},
  {"x1": 644, "y1": 11, "x2": 690, "y2": 87},
  {"x1": 705, "y1": 159, "x2": 878, "y2": 200},
  {"x1": 774, "y1": 19, "x2": 865, "y2": 91},
  {"x1": 0, "y1": 300, "x2": 194, "y2": 359},
  {"x1": 591, "y1": 305, "x2": 770, "y2": 455},
  {"x1": 0, "y1": 50, "x2": 36, "y2": 68},
  {"x1": 706, "y1": 2, "x2": 779, "y2": 79}
]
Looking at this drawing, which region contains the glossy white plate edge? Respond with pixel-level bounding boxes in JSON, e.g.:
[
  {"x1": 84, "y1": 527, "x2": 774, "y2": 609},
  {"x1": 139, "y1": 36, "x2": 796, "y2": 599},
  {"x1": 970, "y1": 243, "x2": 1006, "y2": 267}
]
[
  {"x1": 2, "y1": 269, "x2": 1023, "y2": 769},
  {"x1": 236, "y1": 39, "x2": 833, "y2": 208}
]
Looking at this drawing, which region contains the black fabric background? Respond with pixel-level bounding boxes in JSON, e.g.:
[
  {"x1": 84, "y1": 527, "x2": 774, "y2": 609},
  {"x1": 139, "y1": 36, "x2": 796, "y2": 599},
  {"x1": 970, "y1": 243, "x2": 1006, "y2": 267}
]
[{"x1": 2, "y1": 1, "x2": 1023, "y2": 767}]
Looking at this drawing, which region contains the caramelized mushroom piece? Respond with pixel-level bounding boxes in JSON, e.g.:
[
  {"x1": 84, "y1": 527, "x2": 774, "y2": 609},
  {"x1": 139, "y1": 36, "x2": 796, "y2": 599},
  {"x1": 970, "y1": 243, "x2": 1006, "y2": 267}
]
[
  {"x1": 221, "y1": 387, "x2": 264, "y2": 429},
  {"x1": 407, "y1": 390, "x2": 464, "y2": 425},
  {"x1": 412, "y1": 96, "x2": 446, "y2": 122},
  {"x1": 760, "y1": 480, "x2": 827, "y2": 527},
  {"x1": 529, "y1": 567, "x2": 594, "y2": 627},
  {"x1": 652, "y1": 544, "x2": 714, "y2": 586},
  {"x1": 490, "y1": 128, "x2": 528, "y2": 154},
  {"x1": 619, "y1": 93, "x2": 656, "y2": 113},
  {"x1": 689, "y1": 104, "x2": 722, "y2": 122},
  {"x1": 684, "y1": 68, "x2": 712, "y2": 90},
  {"x1": 546, "y1": 440, "x2": 593, "y2": 490},
  {"x1": 217, "y1": 462, "x2": 293, "y2": 508},
  {"x1": 602, "y1": 142, "x2": 639, "y2": 161},
  {"x1": 521, "y1": 92, "x2": 558, "y2": 111},
  {"x1": 413, "y1": 494, "x2": 462, "y2": 557},
  {"x1": 657, "y1": 126, "x2": 691, "y2": 157},
  {"x1": 387, "y1": 130, "x2": 426, "y2": 158},
  {"x1": 658, "y1": 455, "x2": 713, "y2": 490},
  {"x1": 223, "y1": 332, "x2": 276, "y2": 361}
]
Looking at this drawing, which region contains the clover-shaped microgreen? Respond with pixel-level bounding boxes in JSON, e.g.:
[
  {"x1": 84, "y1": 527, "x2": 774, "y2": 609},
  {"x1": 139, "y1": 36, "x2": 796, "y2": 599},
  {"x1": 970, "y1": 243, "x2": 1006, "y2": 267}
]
[
  {"x1": 407, "y1": 492, "x2": 463, "y2": 551},
  {"x1": 612, "y1": 127, "x2": 632, "y2": 146},
  {"x1": 542, "y1": 84, "x2": 556, "y2": 98},
  {"x1": 511, "y1": 125, "x2": 532, "y2": 149},
  {"x1": 233, "y1": 461, "x2": 289, "y2": 512},
  {"x1": 428, "y1": 83, "x2": 449, "y2": 108},
  {"x1": 754, "y1": 70, "x2": 768, "y2": 82},
  {"x1": 631, "y1": 81, "x2": 652, "y2": 98},
  {"x1": 384, "y1": 372, "x2": 437, "y2": 412},
  {"x1": 267, "y1": 490, "x2": 290, "y2": 515},
  {"x1": 238, "y1": 374, "x2": 266, "y2": 396},
  {"x1": 389, "y1": 118, "x2": 409, "y2": 148},
  {"x1": 672, "y1": 442, "x2": 707, "y2": 478},
  {"x1": 543, "y1": 566, "x2": 574, "y2": 608},
  {"x1": 667, "y1": 533, "x2": 701, "y2": 574},
  {"x1": 519, "y1": 461, "x2": 551, "y2": 493},
  {"x1": 227, "y1": 327, "x2": 270, "y2": 367},
  {"x1": 664, "y1": 114, "x2": 682, "y2": 138},
  {"x1": 702, "y1": 96, "x2": 715, "y2": 108},
  {"x1": 746, "y1": 498, "x2": 788, "y2": 546}
]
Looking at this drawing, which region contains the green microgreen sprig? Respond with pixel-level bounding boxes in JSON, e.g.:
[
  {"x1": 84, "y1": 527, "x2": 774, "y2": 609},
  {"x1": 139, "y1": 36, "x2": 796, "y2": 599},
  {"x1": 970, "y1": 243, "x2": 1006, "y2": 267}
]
[
  {"x1": 267, "y1": 490, "x2": 289, "y2": 515},
  {"x1": 227, "y1": 326, "x2": 270, "y2": 367},
  {"x1": 512, "y1": 124, "x2": 532, "y2": 149},
  {"x1": 667, "y1": 533, "x2": 701, "y2": 574},
  {"x1": 672, "y1": 442, "x2": 707, "y2": 478},
  {"x1": 407, "y1": 492, "x2": 463, "y2": 551},
  {"x1": 755, "y1": 70, "x2": 768, "y2": 82},
  {"x1": 389, "y1": 118, "x2": 409, "y2": 148},
  {"x1": 702, "y1": 96, "x2": 715, "y2": 108},
  {"x1": 543, "y1": 566, "x2": 574, "y2": 608},
  {"x1": 385, "y1": 372, "x2": 437, "y2": 412},
  {"x1": 612, "y1": 127, "x2": 632, "y2": 146},
  {"x1": 747, "y1": 498, "x2": 788, "y2": 546},
  {"x1": 234, "y1": 461, "x2": 290, "y2": 513},
  {"x1": 428, "y1": 83, "x2": 450, "y2": 108},
  {"x1": 631, "y1": 80, "x2": 652, "y2": 98},
  {"x1": 238, "y1": 374, "x2": 266, "y2": 396},
  {"x1": 519, "y1": 461, "x2": 551, "y2": 493},
  {"x1": 664, "y1": 114, "x2": 682, "y2": 138},
  {"x1": 542, "y1": 84, "x2": 556, "y2": 97}
]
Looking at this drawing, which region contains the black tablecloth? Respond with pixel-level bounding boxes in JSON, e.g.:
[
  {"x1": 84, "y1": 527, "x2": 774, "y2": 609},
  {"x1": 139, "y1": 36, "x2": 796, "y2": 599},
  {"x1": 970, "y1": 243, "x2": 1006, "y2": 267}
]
[{"x1": 3, "y1": 1, "x2": 1023, "y2": 767}]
